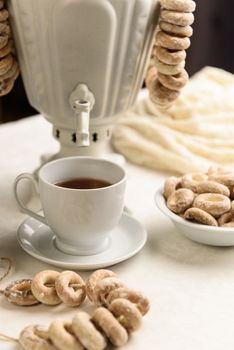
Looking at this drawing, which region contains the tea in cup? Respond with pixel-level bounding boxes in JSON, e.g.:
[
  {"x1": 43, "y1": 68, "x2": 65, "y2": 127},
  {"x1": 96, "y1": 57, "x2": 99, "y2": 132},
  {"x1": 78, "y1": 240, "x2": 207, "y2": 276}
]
[{"x1": 14, "y1": 157, "x2": 126, "y2": 255}]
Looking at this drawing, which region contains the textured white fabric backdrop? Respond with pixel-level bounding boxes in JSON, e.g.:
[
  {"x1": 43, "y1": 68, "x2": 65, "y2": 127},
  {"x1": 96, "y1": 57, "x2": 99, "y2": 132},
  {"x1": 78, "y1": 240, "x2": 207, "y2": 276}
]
[
  {"x1": 1, "y1": 115, "x2": 234, "y2": 350},
  {"x1": 113, "y1": 67, "x2": 234, "y2": 174}
]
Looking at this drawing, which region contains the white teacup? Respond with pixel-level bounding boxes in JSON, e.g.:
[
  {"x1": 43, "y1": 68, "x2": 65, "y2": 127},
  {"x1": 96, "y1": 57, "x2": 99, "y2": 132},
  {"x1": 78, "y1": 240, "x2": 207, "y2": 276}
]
[{"x1": 14, "y1": 157, "x2": 126, "y2": 255}]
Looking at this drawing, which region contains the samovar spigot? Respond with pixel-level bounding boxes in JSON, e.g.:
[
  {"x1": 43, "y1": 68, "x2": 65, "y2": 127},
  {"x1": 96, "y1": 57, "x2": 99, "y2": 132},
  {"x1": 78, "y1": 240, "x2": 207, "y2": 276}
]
[{"x1": 69, "y1": 84, "x2": 95, "y2": 147}]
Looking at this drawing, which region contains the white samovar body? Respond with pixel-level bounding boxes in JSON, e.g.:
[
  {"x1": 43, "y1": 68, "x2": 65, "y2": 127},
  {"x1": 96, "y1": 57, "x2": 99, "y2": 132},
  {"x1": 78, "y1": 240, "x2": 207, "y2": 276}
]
[{"x1": 8, "y1": 0, "x2": 159, "y2": 156}]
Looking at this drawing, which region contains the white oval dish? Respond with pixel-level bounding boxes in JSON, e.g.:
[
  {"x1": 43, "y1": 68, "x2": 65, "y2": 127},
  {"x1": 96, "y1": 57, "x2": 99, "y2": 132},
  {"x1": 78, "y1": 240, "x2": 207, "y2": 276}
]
[{"x1": 155, "y1": 187, "x2": 234, "y2": 246}]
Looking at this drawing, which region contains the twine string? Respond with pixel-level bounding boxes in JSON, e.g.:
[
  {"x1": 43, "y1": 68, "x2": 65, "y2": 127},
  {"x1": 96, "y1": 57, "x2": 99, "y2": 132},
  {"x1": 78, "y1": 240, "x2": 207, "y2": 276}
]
[
  {"x1": 0, "y1": 333, "x2": 18, "y2": 343},
  {"x1": 0, "y1": 258, "x2": 18, "y2": 343},
  {"x1": 0, "y1": 257, "x2": 13, "y2": 293}
]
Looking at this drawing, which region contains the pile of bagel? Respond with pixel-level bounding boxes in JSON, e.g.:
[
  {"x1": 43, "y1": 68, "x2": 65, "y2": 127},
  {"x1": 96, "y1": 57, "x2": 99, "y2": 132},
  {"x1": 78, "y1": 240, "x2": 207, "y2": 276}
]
[{"x1": 164, "y1": 167, "x2": 234, "y2": 227}]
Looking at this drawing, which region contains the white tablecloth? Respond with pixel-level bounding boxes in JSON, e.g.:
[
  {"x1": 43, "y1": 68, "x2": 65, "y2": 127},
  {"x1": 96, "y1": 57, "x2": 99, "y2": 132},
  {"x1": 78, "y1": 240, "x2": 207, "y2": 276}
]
[{"x1": 1, "y1": 115, "x2": 234, "y2": 350}]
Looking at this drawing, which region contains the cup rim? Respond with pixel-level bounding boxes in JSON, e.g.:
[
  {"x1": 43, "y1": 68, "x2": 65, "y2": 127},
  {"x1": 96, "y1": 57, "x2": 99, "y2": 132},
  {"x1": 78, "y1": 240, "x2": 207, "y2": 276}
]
[{"x1": 38, "y1": 156, "x2": 126, "y2": 191}]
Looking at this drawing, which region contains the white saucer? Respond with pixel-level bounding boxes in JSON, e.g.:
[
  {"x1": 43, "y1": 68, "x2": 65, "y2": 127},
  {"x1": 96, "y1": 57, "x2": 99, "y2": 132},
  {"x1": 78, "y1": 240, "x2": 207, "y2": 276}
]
[{"x1": 17, "y1": 213, "x2": 147, "y2": 270}]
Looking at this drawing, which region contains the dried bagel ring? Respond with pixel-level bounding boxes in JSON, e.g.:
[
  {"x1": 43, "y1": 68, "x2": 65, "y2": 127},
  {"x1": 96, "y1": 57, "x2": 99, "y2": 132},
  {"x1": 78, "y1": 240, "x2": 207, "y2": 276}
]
[
  {"x1": 161, "y1": 9, "x2": 194, "y2": 26},
  {"x1": 218, "y1": 211, "x2": 234, "y2": 226},
  {"x1": 0, "y1": 35, "x2": 8, "y2": 50},
  {"x1": 160, "y1": 0, "x2": 196, "y2": 13},
  {"x1": 146, "y1": 66, "x2": 160, "y2": 91},
  {"x1": 0, "y1": 22, "x2": 10, "y2": 36},
  {"x1": 0, "y1": 53, "x2": 13, "y2": 75},
  {"x1": 49, "y1": 319, "x2": 83, "y2": 350},
  {"x1": 184, "y1": 208, "x2": 218, "y2": 227},
  {"x1": 0, "y1": 39, "x2": 13, "y2": 58},
  {"x1": 155, "y1": 31, "x2": 191, "y2": 51},
  {"x1": 55, "y1": 271, "x2": 86, "y2": 307},
  {"x1": 0, "y1": 9, "x2": 9, "y2": 22},
  {"x1": 85, "y1": 269, "x2": 117, "y2": 302},
  {"x1": 146, "y1": 69, "x2": 179, "y2": 109},
  {"x1": 149, "y1": 79, "x2": 180, "y2": 104},
  {"x1": 208, "y1": 173, "x2": 234, "y2": 187},
  {"x1": 0, "y1": 78, "x2": 14, "y2": 96},
  {"x1": 158, "y1": 70, "x2": 189, "y2": 91},
  {"x1": 159, "y1": 21, "x2": 193, "y2": 37},
  {"x1": 154, "y1": 56, "x2": 185, "y2": 75},
  {"x1": 3, "y1": 25, "x2": 11, "y2": 37},
  {"x1": 19, "y1": 325, "x2": 56, "y2": 350},
  {"x1": 106, "y1": 287, "x2": 150, "y2": 316},
  {"x1": 145, "y1": 65, "x2": 157, "y2": 88},
  {"x1": 31, "y1": 270, "x2": 61, "y2": 305},
  {"x1": 194, "y1": 181, "x2": 230, "y2": 197},
  {"x1": 181, "y1": 173, "x2": 208, "y2": 191},
  {"x1": 167, "y1": 188, "x2": 195, "y2": 214},
  {"x1": 0, "y1": 59, "x2": 19, "y2": 80},
  {"x1": 92, "y1": 307, "x2": 128, "y2": 347},
  {"x1": 163, "y1": 176, "x2": 181, "y2": 199},
  {"x1": 154, "y1": 46, "x2": 186, "y2": 65},
  {"x1": 4, "y1": 279, "x2": 39, "y2": 306},
  {"x1": 109, "y1": 298, "x2": 142, "y2": 333},
  {"x1": 93, "y1": 277, "x2": 125, "y2": 306},
  {"x1": 193, "y1": 193, "x2": 231, "y2": 218},
  {"x1": 72, "y1": 312, "x2": 106, "y2": 350}
]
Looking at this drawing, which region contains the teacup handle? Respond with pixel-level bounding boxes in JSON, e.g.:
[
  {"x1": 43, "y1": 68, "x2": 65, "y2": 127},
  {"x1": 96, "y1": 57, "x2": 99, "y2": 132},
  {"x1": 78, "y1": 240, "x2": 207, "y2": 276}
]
[{"x1": 14, "y1": 173, "x2": 47, "y2": 225}]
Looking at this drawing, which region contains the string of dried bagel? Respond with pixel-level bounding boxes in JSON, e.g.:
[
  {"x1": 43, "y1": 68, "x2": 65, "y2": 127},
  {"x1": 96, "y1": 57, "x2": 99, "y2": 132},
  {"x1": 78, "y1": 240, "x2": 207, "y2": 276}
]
[
  {"x1": 0, "y1": 0, "x2": 19, "y2": 96},
  {"x1": 0, "y1": 0, "x2": 195, "y2": 103},
  {"x1": 146, "y1": 0, "x2": 196, "y2": 109},
  {"x1": 0, "y1": 260, "x2": 150, "y2": 349}
]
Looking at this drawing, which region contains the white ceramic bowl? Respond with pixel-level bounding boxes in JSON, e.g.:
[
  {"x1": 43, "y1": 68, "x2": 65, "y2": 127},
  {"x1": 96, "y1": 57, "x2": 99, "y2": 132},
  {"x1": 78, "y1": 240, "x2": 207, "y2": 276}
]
[{"x1": 155, "y1": 187, "x2": 234, "y2": 246}]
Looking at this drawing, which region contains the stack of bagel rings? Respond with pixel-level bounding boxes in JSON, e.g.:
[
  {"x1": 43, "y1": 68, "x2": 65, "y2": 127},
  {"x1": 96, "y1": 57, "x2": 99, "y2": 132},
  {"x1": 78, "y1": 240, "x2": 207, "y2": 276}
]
[
  {"x1": 0, "y1": 0, "x2": 19, "y2": 96},
  {"x1": 146, "y1": 0, "x2": 196, "y2": 109}
]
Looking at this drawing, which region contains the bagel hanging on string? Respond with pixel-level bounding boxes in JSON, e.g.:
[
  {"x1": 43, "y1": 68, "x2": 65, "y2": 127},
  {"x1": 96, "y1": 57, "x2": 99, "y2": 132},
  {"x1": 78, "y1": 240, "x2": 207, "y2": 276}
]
[
  {"x1": 146, "y1": 0, "x2": 196, "y2": 110},
  {"x1": 0, "y1": 0, "x2": 20, "y2": 96}
]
